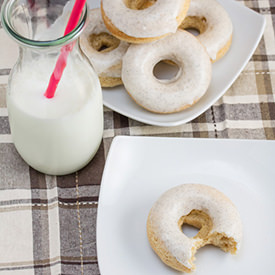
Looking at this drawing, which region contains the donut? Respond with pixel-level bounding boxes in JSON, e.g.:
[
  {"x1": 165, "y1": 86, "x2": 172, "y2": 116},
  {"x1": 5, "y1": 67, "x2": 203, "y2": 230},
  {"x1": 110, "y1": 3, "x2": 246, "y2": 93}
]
[
  {"x1": 180, "y1": 0, "x2": 233, "y2": 62},
  {"x1": 101, "y1": 0, "x2": 191, "y2": 43},
  {"x1": 121, "y1": 30, "x2": 212, "y2": 114},
  {"x1": 147, "y1": 184, "x2": 242, "y2": 273},
  {"x1": 79, "y1": 8, "x2": 129, "y2": 87}
]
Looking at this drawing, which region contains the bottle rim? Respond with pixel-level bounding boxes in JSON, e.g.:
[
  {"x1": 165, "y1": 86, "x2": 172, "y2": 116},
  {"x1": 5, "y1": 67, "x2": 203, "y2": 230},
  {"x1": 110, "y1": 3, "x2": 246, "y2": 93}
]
[{"x1": 0, "y1": 0, "x2": 87, "y2": 48}]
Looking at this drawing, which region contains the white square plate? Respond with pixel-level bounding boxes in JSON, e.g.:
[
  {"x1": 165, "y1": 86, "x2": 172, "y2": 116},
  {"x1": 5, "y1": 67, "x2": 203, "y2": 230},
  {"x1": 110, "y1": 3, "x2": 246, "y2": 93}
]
[
  {"x1": 88, "y1": 0, "x2": 265, "y2": 126},
  {"x1": 97, "y1": 136, "x2": 275, "y2": 275}
]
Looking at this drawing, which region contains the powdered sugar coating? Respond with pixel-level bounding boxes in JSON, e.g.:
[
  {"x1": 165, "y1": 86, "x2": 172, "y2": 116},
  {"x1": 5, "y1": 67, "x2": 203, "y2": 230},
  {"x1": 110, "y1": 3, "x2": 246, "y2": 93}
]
[
  {"x1": 122, "y1": 30, "x2": 211, "y2": 113},
  {"x1": 148, "y1": 184, "x2": 242, "y2": 269},
  {"x1": 79, "y1": 8, "x2": 129, "y2": 78},
  {"x1": 101, "y1": 0, "x2": 186, "y2": 38},
  {"x1": 185, "y1": 0, "x2": 233, "y2": 60}
]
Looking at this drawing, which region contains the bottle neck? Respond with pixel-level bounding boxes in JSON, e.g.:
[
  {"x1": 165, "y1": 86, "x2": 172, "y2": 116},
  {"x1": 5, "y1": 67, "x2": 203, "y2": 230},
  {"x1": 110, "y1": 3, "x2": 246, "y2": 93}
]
[
  {"x1": 15, "y1": 41, "x2": 82, "y2": 77},
  {"x1": 19, "y1": 39, "x2": 81, "y2": 56},
  {"x1": 1, "y1": 0, "x2": 87, "y2": 49}
]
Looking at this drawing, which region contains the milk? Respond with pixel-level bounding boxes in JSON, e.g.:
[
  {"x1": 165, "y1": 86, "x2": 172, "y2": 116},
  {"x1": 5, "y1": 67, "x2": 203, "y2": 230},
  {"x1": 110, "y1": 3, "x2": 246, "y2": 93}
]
[{"x1": 7, "y1": 55, "x2": 103, "y2": 175}]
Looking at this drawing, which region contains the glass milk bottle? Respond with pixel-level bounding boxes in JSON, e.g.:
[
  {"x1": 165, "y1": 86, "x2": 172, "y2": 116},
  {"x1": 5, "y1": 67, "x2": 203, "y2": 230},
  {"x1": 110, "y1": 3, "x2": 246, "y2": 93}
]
[{"x1": 1, "y1": 0, "x2": 103, "y2": 175}]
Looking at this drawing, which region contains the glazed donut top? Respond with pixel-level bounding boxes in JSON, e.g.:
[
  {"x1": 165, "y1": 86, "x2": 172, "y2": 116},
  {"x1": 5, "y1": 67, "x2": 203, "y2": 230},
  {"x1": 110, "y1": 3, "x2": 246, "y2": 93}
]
[
  {"x1": 79, "y1": 8, "x2": 129, "y2": 77},
  {"x1": 184, "y1": 0, "x2": 233, "y2": 60},
  {"x1": 101, "y1": 0, "x2": 187, "y2": 38},
  {"x1": 122, "y1": 30, "x2": 211, "y2": 113},
  {"x1": 148, "y1": 184, "x2": 242, "y2": 269}
]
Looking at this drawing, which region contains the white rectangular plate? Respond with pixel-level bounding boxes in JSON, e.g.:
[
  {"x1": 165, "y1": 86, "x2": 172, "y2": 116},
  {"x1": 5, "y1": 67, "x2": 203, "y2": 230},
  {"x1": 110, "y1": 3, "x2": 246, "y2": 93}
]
[
  {"x1": 97, "y1": 136, "x2": 275, "y2": 275},
  {"x1": 88, "y1": 0, "x2": 265, "y2": 126}
]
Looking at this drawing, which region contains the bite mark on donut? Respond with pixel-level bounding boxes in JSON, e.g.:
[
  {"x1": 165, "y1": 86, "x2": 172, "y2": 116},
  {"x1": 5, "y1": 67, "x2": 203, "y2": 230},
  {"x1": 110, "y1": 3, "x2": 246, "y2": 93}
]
[
  {"x1": 88, "y1": 32, "x2": 120, "y2": 53},
  {"x1": 178, "y1": 210, "x2": 239, "y2": 267},
  {"x1": 179, "y1": 210, "x2": 239, "y2": 252},
  {"x1": 209, "y1": 232, "x2": 238, "y2": 254},
  {"x1": 147, "y1": 209, "x2": 240, "y2": 272}
]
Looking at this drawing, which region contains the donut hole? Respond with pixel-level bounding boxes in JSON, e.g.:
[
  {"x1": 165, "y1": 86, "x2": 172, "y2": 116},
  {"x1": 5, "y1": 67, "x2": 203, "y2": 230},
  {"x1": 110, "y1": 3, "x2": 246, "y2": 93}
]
[
  {"x1": 181, "y1": 224, "x2": 200, "y2": 238},
  {"x1": 180, "y1": 16, "x2": 207, "y2": 36},
  {"x1": 178, "y1": 210, "x2": 213, "y2": 239},
  {"x1": 185, "y1": 28, "x2": 200, "y2": 37},
  {"x1": 153, "y1": 60, "x2": 181, "y2": 82},
  {"x1": 89, "y1": 32, "x2": 120, "y2": 53},
  {"x1": 124, "y1": 0, "x2": 157, "y2": 10}
]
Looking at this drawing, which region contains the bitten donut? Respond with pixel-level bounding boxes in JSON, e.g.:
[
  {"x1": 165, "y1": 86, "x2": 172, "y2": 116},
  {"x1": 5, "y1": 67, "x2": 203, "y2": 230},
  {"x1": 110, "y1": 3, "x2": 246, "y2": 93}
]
[
  {"x1": 122, "y1": 30, "x2": 212, "y2": 113},
  {"x1": 101, "y1": 0, "x2": 191, "y2": 43},
  {"x1": 79, "y1": 8, "x2": 129, "y2": 87},
  {"x1": 180, "y1": 0, "x2": 233, "y2": 62},
  {"x1": 147, "y1": 184, "x2": 242, "y2": 273}
]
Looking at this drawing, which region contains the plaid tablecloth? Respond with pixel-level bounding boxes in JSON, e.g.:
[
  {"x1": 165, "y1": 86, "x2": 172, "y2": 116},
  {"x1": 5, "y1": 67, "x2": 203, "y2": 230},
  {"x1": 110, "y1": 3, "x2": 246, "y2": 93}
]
[{"x1": 0, "y1": 0, "x2": 275, "y2": 274}]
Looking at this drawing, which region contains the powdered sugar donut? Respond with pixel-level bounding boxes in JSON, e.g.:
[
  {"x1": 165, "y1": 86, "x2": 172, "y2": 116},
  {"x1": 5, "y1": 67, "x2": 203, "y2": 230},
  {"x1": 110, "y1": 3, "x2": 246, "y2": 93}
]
[
  {"x1": 180, "y1": 0, "x2": 233, "y2": 62},
  {"x1": 147, "y1": 184, "x2": 242, "y2": 272},
  {"x1": 122, "y1": 30, "x2": 211, "y2": 113},
  {"x1": 101, "y1": 0, "x2": 191, "y2": 43},
  {"x1": 79, "y1": 8, "x2": 129, "y2": 87}
]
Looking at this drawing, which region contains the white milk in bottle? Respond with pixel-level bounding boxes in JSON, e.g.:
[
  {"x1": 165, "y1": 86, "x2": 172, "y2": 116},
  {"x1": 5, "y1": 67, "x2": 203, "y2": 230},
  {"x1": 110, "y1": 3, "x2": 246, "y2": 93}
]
[{"x1": 8, "y1": 56, "x2": 103, "y2": 175}]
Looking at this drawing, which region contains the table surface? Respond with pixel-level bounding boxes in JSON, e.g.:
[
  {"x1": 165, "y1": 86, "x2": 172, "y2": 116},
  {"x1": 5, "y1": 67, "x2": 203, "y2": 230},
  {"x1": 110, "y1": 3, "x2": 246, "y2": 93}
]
[{"x1": 0, "y1": 0, "x2": 275, "y2": 274}]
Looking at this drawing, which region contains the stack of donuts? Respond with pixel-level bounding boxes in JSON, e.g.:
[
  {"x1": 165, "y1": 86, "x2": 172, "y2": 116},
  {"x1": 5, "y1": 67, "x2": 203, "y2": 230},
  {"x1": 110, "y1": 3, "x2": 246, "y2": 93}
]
[{"x1": 80, "y1": 0, "x2": 233, "y2": 114}]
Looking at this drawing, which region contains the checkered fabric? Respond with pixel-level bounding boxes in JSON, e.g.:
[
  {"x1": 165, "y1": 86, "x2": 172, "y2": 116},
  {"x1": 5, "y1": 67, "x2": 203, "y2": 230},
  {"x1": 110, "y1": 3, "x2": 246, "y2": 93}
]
[{"x1": 0, "y1": 0, "x2": 274, "y2": 274}]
